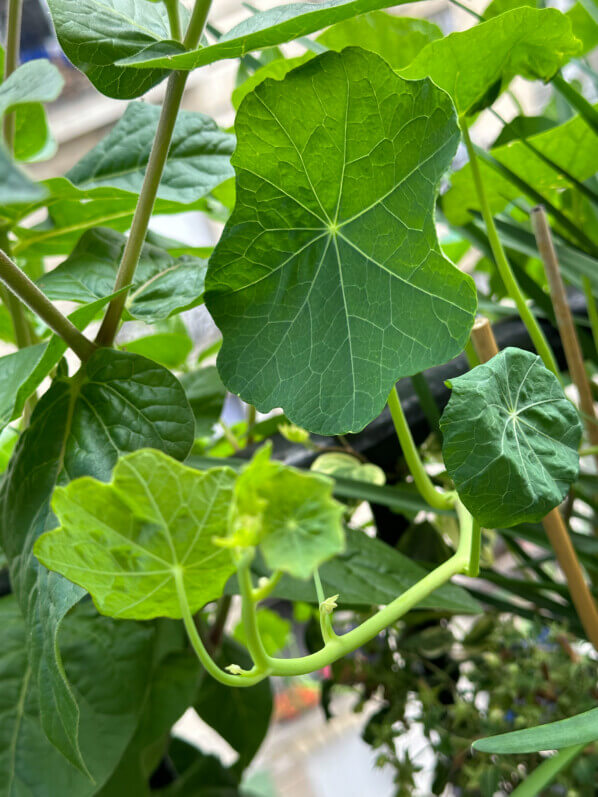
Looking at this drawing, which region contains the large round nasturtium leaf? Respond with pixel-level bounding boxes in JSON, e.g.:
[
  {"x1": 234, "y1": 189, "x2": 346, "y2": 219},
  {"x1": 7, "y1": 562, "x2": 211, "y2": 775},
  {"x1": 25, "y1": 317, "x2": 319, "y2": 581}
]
[
  {"x1": 440, "y1": 347, "x2": 582, "y2": 528},
  {"x1": 206, "y1": 47, "x2": 477, "y2": 435}
]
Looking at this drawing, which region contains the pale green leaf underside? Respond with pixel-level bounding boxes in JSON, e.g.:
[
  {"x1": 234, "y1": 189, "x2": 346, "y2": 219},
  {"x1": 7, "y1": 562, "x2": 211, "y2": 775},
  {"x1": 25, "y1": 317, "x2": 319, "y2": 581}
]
[
  {"x1": 401, "y1": 7, "x2": 581, "y2": 116},
  {"x1": 66, "y1": 103, "x2": 235, "y2": 204},
  {"x1": 114, "y1": 0, "x2": 413, "y2": 70},
  {"x1": 38, "y1": 228, "x2": 207, "y2": 322},
  {"x1": 0, "y1": 59, "x2": 63, "y2": 118},
  {"x1": 474, "y1": 707, "x2": 598, "y2": 753},
  {"x1": 207, "y1": 48, "x2": 476, "y2": 435},
  {"x1": 35, "y1": 450, "x2": 237, "y2": 620},
  {"x1": 440, "y1": 347, "x2": 582, "y2": 528}
]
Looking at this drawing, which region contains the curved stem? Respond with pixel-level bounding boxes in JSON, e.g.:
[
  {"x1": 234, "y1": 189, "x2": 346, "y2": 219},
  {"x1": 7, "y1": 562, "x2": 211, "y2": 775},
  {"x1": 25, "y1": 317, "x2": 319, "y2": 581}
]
[
  {"x1": 237, "y1": 553, "x2": 270, "y2": 671},
  {"x1": 96, "y1": 0, "x2": 213, "y2": 346},
  {"x1": 387, "y1": 385, "x2": 454, "y2": 511},
  {"x1": 461, "y1": 123, "x2": 560, "y2": 379},
  {"x1": 3, "y1": 0, "x2": 22, "y2": 149},
  {"x1": 314, "y1": 569, "x2": 337, "y2": 644},
  {"x1": 251, "y1": 570, "x2": 282, "y2": 602},
  {"x1": 0, "y1": 248, "x2": 95, "y2": 361},
  {"x1": 174, "y1": 567, "x2": 268, "y2": 687}
]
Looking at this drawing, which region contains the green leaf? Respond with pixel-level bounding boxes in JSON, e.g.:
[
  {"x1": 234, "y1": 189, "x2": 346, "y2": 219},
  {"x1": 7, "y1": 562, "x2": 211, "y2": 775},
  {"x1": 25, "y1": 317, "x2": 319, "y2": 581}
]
[
  {"x1": 122, "y1": 332, "x2": 193, "y2": 369},
  {"x1": 0, "y1": 350, "x2": 194, "y2": 775},
  {"x1": 0, "y1": 59, "x2": 63, "y2": 117},
  {"x1": 401, "y1": 8, "x2": 581, "y2": 116},
  {"x1": 0, "y1": 593, "x2": 157, "y2": 794},
  {"x1": 233, "y1": 607, "x2": 290, "y2": 656},
  {"x1": 35, "y1": 449, "x2": 236, "y2": 620},
  {"x1": 159, "y1": 742, "x2": 240, "y2": 796},
  {"x1": 0, "y1": 293, "x2": 122, "y2": 431},
  {"x1": 206, "y1": 48, "x2": 476, "y2": 435},
  {"x1": 0, "y1": 147, "x2": 46, "y2": 204},
  {"x1": 262, "y1": 527, "x2": 482, "y2": 613},
  {"x1": 0, "y1": 426, "x2": 18, "y2": 474},
  {"x1": 230, "y1": 446, "x2": 345, "y2": 580},
  {"x1": 311, "y1": 452, "x2": 385, "y2": 486},
  {"x1": 473, "y1": 707, "x2": 598, "y2": 753},
  {"x1": 231, "y1": 13, "x2": 442, "y2": 110},
  {"x1": 567, "y1": 2, "x2": 598, "y2": 55},
  {"x1": 66, "y1": 103, "x2": 235, "y2": 203},
  {"x1": 38, "y1": 228, "x2": 208, "y2": 322},
  {"x1": 443, "y1": 110, "x2": 598, "y2": 225},
  {"x1": 46, "y1": 0, "x2": 183, "y2": 99},
  {"x1": 440, "y1": 347, "x2": 582, "y2": 528},
  {"x1": 114, "y1": 0, "x2": 417, "y2": 71},
  {"x1": 180, "y1": 365, "x2": 227, "y2": 437},
  {"x1": 194, "y1": 637, "x2": 273, "y2": 772}
]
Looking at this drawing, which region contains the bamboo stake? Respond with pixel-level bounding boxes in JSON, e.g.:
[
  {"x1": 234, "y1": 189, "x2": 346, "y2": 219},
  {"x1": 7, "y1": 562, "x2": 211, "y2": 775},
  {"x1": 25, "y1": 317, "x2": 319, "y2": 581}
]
[{"x1": 471, "y1": 316, "x2": 598, "y2": 652}]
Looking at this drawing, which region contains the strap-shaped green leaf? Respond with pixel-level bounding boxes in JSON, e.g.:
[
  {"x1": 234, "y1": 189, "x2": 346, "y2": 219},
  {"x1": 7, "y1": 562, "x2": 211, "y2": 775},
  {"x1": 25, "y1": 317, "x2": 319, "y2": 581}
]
[
  {"x1": 401, "y1": 7, "x2": 581, "y2": 116},
  {"x1": 37, "y1": 228, "x2": 207, "y2": 322},
  {"x1": 474, "y1": 707, "x2": 598, "y2": 753},
  {"x1": 35, "y1": 450, "x2": 237, "y2": 620},
  {"x1": 440, "y1": 347, "x2": 582, "y2": 528},
  {"x1": 207, "y1": 47, "x2": 476, "y2": 435},
  {"x1": 0, "y1": 350, "x2": 194, "y2": 775}
]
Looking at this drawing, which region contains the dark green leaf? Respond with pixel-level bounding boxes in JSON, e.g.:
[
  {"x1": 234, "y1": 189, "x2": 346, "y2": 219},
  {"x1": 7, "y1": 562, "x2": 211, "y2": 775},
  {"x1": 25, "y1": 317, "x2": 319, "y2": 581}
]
[
  {"x1": 66, "y1": 103, "x2": 235, "y2": 203},
  {"x1": 473, "y1": 707, "x2": 598, "y2": 753},
  {"x1": 0, "y1": 349, "x2": 194, "y2": 774},
  {"x1": 35, "y1": 449, "x2": 236, "y2": 620},
  {"x1": 38, "y1": 228, "x2": 207, "y2": 322},
  {"x1": 207, "y1": 48, "x2": 476, "y2": 435},
  {"x1": 180, "y1": 365, "x2": 226, "y2": 437},
  {"x1": 441, "y1": 347, "x2": 582, "y2": 528},
  {"x1": 401, "y1": 8, "x2": 580, "y2": 116}
]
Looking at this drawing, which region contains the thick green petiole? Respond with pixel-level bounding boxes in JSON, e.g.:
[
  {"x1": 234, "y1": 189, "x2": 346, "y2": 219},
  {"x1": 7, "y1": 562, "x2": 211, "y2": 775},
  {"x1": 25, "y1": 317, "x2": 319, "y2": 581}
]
[{"x1": 237, "y1": 552, "x2": 270, "y2": 671}]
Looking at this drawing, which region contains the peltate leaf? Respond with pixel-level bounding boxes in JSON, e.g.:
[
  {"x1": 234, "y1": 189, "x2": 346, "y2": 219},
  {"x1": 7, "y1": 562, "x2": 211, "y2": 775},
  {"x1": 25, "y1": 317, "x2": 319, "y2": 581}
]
[
  {"x1": 0, "y1": 350, "x2": 194, "y2": 775},
  {"x1": 311, "y1": 452, "x2": 386, "y2": 486},
  {"x1": 66, "y1": 103, "x2": 235, "y2": 203},
  {"x1": 473, "y1": 707, "x2": 598, "y2": 753},
  {"x1": 0, "y1": 594, "x2": 156, "y2": 795},
  {"x1": 38, "y1": 228, "x2": 208, "y2": 322},
  {"x1": 230, "y1": 446, "x2": 345, "y2": 580},
  {"x1": 440, "y1": 347, "x2": 582, "y2": 528},
  {"x1": 46, "y1": 0, "x2": 185, "y2": 99},
  {"x1": 401, "y1": 8, "x2": 581, "y2": 116},
  {"x1": 206, "y1": 47, "x2": 476, "y2": 435},
  {"x1": 34, "y1": 449, "x2": 237, "y2": 620}
]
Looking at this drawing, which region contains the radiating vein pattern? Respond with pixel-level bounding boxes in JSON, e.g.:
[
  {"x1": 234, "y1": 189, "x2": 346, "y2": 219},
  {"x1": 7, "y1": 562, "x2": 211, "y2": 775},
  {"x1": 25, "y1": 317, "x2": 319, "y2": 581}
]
[
  {"x1": 206, "y1": 48, "x2": 476, "y2": 435},
  {"x1": 441, "y1": 347, "x2": 582, "y2": 528}
]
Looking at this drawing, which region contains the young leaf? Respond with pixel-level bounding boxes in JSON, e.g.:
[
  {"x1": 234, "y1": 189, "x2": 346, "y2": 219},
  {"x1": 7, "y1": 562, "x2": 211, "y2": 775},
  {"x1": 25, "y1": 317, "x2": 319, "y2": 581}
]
[
  {"x1": 443, "y1": 111, "x2": 598, "y2": 225},
  {"x1": 0, "y1": 350, "x2": 194, "y2": 774},
  {"x1": 0, "y1": 593, "x2": 156, "y2": 794},
  {"x1": 0, "y1": 59, "x2": 63, "y2": 117},
  {"x1": 66, "y1": 103, "x2": 235, "y2": 203},
  {"x1": 114, "y1": 0, "x2": 415, "y2": 71},
  {"x1": 311, "y1": 452, "x2": 386, "y2": 486},
  {"x1": 473, "y1": 707, "x2": 598, "y2": 753},
  {"x1": 230, "y1": 446, "x2": 345, "y2": 580},
  {"x1": 179, "y1": 365, "x2": 226, "y2": 437},
  {"x1": 121, "y1": 332, "x2": 193, "y2": 369},
  {"x1": 35, "y1": 450, "x2": 236, "y2": 620},
  {"x1": 38, "y1": 228, "x2": 208, "y2": 322},
  {"x1": 401, "y1": 8, "x2": 581, "y2": 117},
  {"x1": 207, "y1": 47, "x2": 476, "y2": 435},
  {"x1": 440, "y1": 347, "x2": 582, "y2": 528},
  {"x1": 46, "y1": 0, "x2": 183, "y2": 99}
]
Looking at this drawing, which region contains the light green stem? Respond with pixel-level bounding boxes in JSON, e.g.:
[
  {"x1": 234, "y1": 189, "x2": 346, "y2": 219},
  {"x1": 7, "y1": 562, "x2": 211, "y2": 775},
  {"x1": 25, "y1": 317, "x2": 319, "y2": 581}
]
[
  {"x1": 387, "y1": 385, "x2": 454, "y2": 511},
  {"x1": 174, "y1": 567, "x2": 267, "y2": 687},
  {"x1": 582, "y1": 276, "x2": 598, "y2": 356},
  {"x1": 461, "y1": 124, "x2": 560, "y2": 378},
  {"x1": 237, "y1": 553, "x2": 270, "y2": 671},
  {"x1": 510, "y1": 744, "x2": 585, "y2": 797},
  {"x1": 3, "y1": 0, "x2": 22, "y2": 149},
  {"x1": 164, "y1": 0, "x2": 182, "y2": 39},
  {"x1": 251, "y1": 570, "x2": 282, "y2": 602},
  {"x1": 0, "y1": 248, "x2": 95, "y2": 360},
  {"x1": 314, "y1": 569, "x2": 337, "y2": 643},
  {"x1": 96, "y1": 0, "x2": 213, "y2": 346}
]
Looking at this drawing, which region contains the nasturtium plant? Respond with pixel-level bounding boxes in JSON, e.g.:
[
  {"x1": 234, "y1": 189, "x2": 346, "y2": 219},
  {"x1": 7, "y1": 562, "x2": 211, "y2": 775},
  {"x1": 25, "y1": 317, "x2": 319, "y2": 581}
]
[
  {"x1": 0, "y1": 0, "x2": 596, "y2": 791},
  {"x1": 440, "y1": 348, "x2": 582, "y2": 528},
  {"x1": 207, "y1": 47, "x2": 477, "y2": 434}
]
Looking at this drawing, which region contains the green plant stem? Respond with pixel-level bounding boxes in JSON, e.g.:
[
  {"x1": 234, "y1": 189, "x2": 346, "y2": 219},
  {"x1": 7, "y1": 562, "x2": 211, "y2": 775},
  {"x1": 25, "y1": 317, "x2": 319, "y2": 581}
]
[
  {"x1": 580, "y1": 445, "x2": 598, "y2": 457},
  {"x1": 314, "y1": 569, "x2": 337, "y2": 643},
  {"x1": 174, "y1": 567, "x2": 266, "y2": 687},
  {"x1": 582, "y1": 276, "x2": 598, "y2": 355},
  {"x1": 0, "y1": 248, "x2": 95, "y2": 360},
  {"x1": 96, "y1": 0, "x2": 213, "y2": 347},
  {"x1": 0, "y1": 284, "x2": 31, "y2": 347},
  {"x1": 552, "y1": 72, "x2": 598, "y2": 135},
  {"x1": 387, "y1": 385, "x2": 454, "y2": 511},
  {"x1": 464, "y1": 338, "x2": 480, "y2": 368},
  {"x1": 461, "y1": 124, "x2": 560, "y2": 379},
  {"x1": 2, "y1": 0, "x2": 22, "y2": 149},
  {"x1": 251, "y1": 570, "x2": 282, "y2": 602},
  {"x1": 164, "y1": 0, "x2": 182, "y2": 40},
  {"x1": 237, "y1": 552, "x2": 270, "y2": 671},
  {"x1": 509, "y1": 744, "x2": 586, "y2": 797},
  {"x1": 265, "y1": 499, "x2": 475, "y2": 677}
]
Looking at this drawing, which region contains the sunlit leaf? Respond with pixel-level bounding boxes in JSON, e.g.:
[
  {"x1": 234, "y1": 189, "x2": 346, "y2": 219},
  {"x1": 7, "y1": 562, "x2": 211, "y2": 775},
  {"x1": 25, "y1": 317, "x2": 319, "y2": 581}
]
[
  {"x1": 311, "y1": 452, "x2": 385, "y2": 486},
  {"x1": 441, "y1": 347, "x2": 582, "y2": 528},
  {"x1": 207, "y1": 48, "x2": 476, "y2": 435}
]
